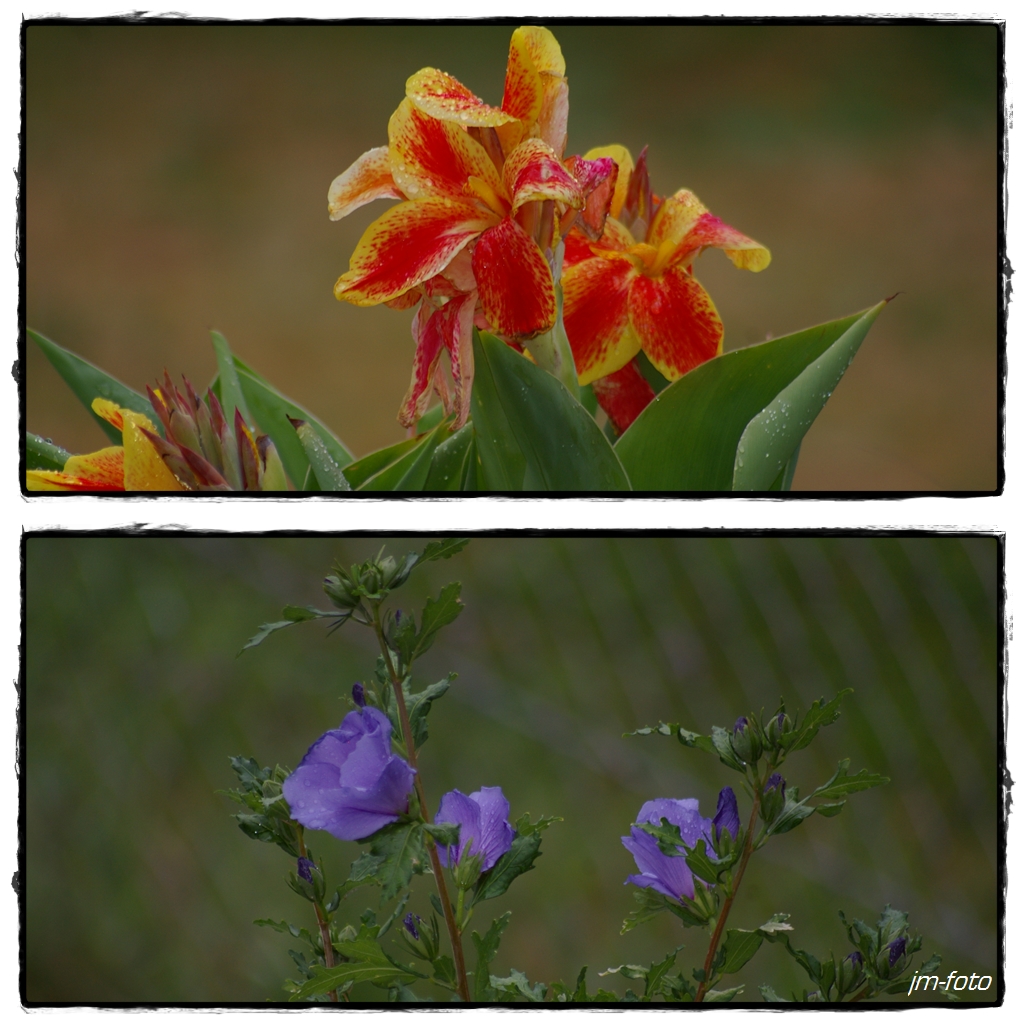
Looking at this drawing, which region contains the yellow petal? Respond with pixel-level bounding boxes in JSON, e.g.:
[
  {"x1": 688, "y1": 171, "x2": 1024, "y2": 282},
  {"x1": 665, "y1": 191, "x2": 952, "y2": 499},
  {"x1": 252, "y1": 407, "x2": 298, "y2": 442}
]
[
  {"x1": 119, "y1": 409, "x2": 185, "y2": 490},
  {"x1": 648, "y1": 189, "x2": 709, "y2": 250},
  {"x1": 328, "y1": 146, "x2": 402, "y2": 221},
  {"x1": 406, "y1": 67, "x2": 515, "y2": 128},
  {"x1": 584, "y1": 145, "x2": 634, "y2": 221}
]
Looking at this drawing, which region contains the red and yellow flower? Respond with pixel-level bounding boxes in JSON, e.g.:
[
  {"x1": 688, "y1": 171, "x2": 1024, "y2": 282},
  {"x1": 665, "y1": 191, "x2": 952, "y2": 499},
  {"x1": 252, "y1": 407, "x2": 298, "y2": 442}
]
[
  {"x1": 328, "y1": 27, "x2": 615, "y2": 429},
  {"x1": 562, "y1": 145, "x2": 770, "y2": 431}
]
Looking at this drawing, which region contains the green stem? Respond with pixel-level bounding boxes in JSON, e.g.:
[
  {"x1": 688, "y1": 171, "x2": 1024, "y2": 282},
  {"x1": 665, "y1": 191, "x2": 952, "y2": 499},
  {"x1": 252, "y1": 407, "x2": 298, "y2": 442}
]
[
  {"x1": 695, "y1": 772, "x2": 763, "y2": 1002},
  {"x1": 297, "y1": 831, "x2": 342, "y2": 1003},
  {"x1": 372, "y1": 610, "x2": 471, "y2": 1003}
]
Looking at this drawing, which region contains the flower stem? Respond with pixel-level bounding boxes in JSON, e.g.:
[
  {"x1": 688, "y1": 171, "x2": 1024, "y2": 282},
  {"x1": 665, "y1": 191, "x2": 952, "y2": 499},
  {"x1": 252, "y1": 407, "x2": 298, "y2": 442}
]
[
  {"x1": 296, "y1": 831, "x2": 342, "y2": 1003},
  {"x1": 372, "y1": 612, "x2": 471, "y2": 1003},
  {"x1": 695, "y1": 774, "x2": 763, "y2": 1003}
]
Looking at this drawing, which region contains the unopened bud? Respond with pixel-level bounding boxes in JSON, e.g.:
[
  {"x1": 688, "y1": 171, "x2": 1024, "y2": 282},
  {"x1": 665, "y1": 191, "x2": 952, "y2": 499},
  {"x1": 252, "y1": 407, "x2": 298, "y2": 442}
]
[
  {"x1": 352, "y1": 683, "x2": 366, "y2": 708},
  {"x1": 730, "y1": 716, "x2": 762, "y2": 764},
  {"x1": 760, "y1": 773, "x2": 787, "y2": 822},
  {"x1": 403, "y1": 913, "x2": 420, "y2": 941}
]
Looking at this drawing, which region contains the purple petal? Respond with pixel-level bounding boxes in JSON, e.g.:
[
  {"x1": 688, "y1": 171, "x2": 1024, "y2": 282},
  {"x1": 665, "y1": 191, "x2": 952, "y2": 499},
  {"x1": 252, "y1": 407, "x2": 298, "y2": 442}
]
[
  {"x1": 637, "y1": 798, "x2": 713, "y2": 848},
  {"x1": 713, "y1": 787, "x2": 740, "y2": 840},
  {"x1": 621, "y1": 826, "x2": 696, "y2": 901},
  {"x1": 469, "y1": 787, "x2": 514, "y2": 871},
  {"x1": 435, "y1": 789, "x2": 479, "y2": 868}
]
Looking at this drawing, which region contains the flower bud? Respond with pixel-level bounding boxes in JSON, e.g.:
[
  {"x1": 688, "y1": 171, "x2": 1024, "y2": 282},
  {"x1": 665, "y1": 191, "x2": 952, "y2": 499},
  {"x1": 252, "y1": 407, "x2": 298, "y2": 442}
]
[
  {"x1": 838, "y1": 950, "x2": 865, "y2": 994},
  {"x1": 403, "y1": 912, "x2": 421, "y2": 941},
  {"x1": 352, "y1": 683, "x2": 366, "y2": 708},
  {"x1": 887, "y1": 937, "x2": 907, "y2": 967},
  {"x1": 760, "y1": 773, "x2": 787, "y2": 823},
  {"x1": 324, "y1": 574, "x2": 358, "y2": 609},
  {"x1": 297, "y1": 856, "x2": 314, "y2": 883},
  {"x1": 767, "y1": 710, "x2": 790, "y2": 746},
  {"x1": 730, "y1": 716, "x2": 762, "y2": 764}
]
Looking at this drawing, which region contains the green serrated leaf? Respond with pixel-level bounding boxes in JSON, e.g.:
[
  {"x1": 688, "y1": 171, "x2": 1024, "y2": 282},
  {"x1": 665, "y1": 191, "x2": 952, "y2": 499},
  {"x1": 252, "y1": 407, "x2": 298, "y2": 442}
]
[
  {"x1": 786, "y1": 690, "x2": 853, "y2": 752},
  {"x1": 432, "y1": 954, "x2": 457, "y2": 988},
  {"x1": 423, "y1": 821, "x2": 460, "y2": 846},
  {"x1": 710, "y1": 725, "x2": 746, "y2": 771},
  {"x1": 815, "y1": 801, "x2": 847, "y2": 817},
  {"x1": 239, "y1": 618, "x2": 311, "y2": 654},
  {"x1": 677, "y1": 726, "x2": 718, "y2": 755},
  {"x1": 718, "y1": 929, "x2": 765, "y2": 975},
  {"x1": 758, "y1": 913, "x2": 794, "y2": 935},
  {"x1": 704, "y1": 984, "x2": 745, "y2": 1002},
  {"x1": 472, "y1": 912, "x2": 511, "y2": 1001},
  {"x1": 472, "y1": 832, "x2": 542, "y2": 904},
  {"x1": 760, "y1": 984, "x2": 790, "y2": 1002},
  {"x1": 471, "y1": 330, "x2": 630, "y2": 491},
  {"x1": 512, "y1": 813, "x2": 562, "y2": 837},
  {"x1": 420, "y1": 538, "x2": 472, "y2": 563},
  {"x1": 407, "y1": 676, "x2": 452, "y2": 749},
  {"x1": 25, "y1": 432, "x2": 72, "y2": 472},
  {"x1": 290, "y1": 948, "x2": 418, "y2": 1000},
  {"x1": 411, "y1": 582, "x2": 464, "y2": 661},
  {"x1": 361, "y1": 821, "x2": 426, "y2": 902},
  {"x1": 491, "y1": 968, "x2": 546, "y2": 1001},
  {"x1": 767, "y1": 795, "x2": 817, "y2": 836},
  {"x1": 30, "y1": 328, "x2": 155, "y2": 444},
  {"x1": 812, "y1": 764, "x2": 890, "y2": 800}
]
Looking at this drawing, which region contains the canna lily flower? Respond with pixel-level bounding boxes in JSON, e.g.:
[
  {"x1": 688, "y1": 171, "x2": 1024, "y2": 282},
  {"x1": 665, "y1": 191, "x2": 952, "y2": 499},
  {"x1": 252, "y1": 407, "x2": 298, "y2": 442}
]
[
  {"x1": 26, "y1": 398, "x2": 185, "y2": 491},
  {"x1": 563, "y1": 146, "x2": 770, "y2": 432},
  {"x1": 327, "y1": 27, "x2": 615, "y2": 429}
]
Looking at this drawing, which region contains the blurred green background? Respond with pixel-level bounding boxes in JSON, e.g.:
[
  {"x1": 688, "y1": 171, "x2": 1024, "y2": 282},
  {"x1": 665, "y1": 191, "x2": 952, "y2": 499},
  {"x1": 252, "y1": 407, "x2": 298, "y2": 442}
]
[
  {"x1": 25, "y1": 535, "x2": 999, "y2": 1002},
  {"x1": 25, "y1": 22, "x2": 998, "y2": 490}
]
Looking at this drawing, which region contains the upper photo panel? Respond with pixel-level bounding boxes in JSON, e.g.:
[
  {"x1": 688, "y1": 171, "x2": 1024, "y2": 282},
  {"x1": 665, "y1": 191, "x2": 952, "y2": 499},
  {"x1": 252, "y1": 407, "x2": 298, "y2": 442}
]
[{"x1": 24, "y1": 21, "x2": 1001, "y2": 495}]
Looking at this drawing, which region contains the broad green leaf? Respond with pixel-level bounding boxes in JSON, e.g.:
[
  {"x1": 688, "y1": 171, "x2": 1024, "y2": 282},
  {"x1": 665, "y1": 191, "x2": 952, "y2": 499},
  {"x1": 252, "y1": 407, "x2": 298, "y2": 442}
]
[
  {"x1": 615, "y1": 304, "x2": 885, "y2": 490},
  {"x1": 407, "y1": 675, "x2": 452, "y2": 748},
  {"x1": 291, "y1": 419, "x2": 352, "y2": 491},
  {"x1": 815, "y1": 800, "x2": 847, "y2": 817},
  {"x1": 412, "y1": 583, "x2": 464, "y2": 661},
  {"x1": 473, "y1": 831, "x2": 541, "y2": 903},
  {"x1": 422, "y1": 821, "x2": 460, "y2": 846},
  {"x1": 767, "y1": 795, "x2": 817, "y2": 836},
  {"x1": 361, "y1": 821, "x2": 426, "y2": 902},
  {"x1": 415, "y1": 403, "x2": 447, "y2": 435},
  {"x1": 718, "y1": 929, "x2": 764, "y2": 974},
  {"x1": 423, "y1": 422, "x2": 475, "y2": 490},
  {"x1": 677, "y1": 726, "x2": 719, "y2": 756},
  {"x1": 30, "y1": 328, "x2": 154, "y2": 444},
  {"x1": 471, "y1": 330, "x2": 630, "y2": 491},
  {"x1": 210, "y1": 330, "x2": 251, "y2": 425},
  {"x1": 710, "y1": 725, "x2": 746, "y2": 771},
  {"x1": 759, "y1": 984, "x2": 790, "y2": 1002},
  {"x1": 26, "y1": 432, "x2": 71, "y2": 471},
  {"x1": 732, "y1": 305, "x2": 884, "y2": 489},
  {"x1": 360, "y1": 419, "x2": 451, "y2": 491},
  {"x1": 472, "y1": 912, "x2": 511, "y2": 1001},
  {"x1": 491, "y1": 968, "x2": 547, "y2": 1001},
  {"x1": 786, "y1": 689, "x2": 852, "y2": 751},
  {"x1": 227, "y1": 354, "x2": 353, "y2": 490},
  {"x1": 291, "y1": 948, "x2": 418, "y2": 1000},
  {"x1": 343, "y1": 435, "x2": 424, "y2": 489}
]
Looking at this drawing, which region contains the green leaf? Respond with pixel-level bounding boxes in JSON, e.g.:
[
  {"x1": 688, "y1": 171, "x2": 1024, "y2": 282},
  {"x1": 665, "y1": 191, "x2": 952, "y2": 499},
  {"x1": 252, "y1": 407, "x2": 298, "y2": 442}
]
[
  {"x1": 26, "y1": 432, "x2": 72, "y2": 471},
  {"x1": 786, "y1": 689, "x2": 853, "y2": 751},
  {"x1": 760, "y1": 984, "x2": 790, "y2": 1002},
  {"x1": 290, "y1": 942, "x2": 419, "y2": 1000},
  {"x1": 710, "y1": 725, "x2": 746, "y2": 771},
  {"x1": 812, "y1": 761, "x2": 889, "y2": 800},
  {"x1": 512, "y1": 812, "x2": 561, "y2": 837},
  {"x1": 471, "y1": 330, "x2": 630, "y2": 491},
  {"x1": 415, "y1": 402, "x2": 447, "y2": 435},
  {"x1": 471, "y1": 912, "x2": 511, "y2": 1001},
  {"x1": 407, "y1": 676, "x2": 452, "y2": 748},
  {"x1": 757, "y1": 913, "x2": 794, "y2": 936},
  {"x1": 767, "y1": 794, "x2": 817, "y2": 836},
  {"x1": 210, "y1": 330, "x2": 251, "y2": 425},
  {"x1": 816, "y1": 801, "x2": 846, "y2": 817},
  {"x1": 411, "y1": 582, "x2": 464, "y2": 661},
  {"x1": 30, "y1": 328, "x2": 154, "y2": 444},
  {"x1": 420, "y1": 538, "x2": 472, "y2": 563},
  {"x1": 614, "y1": 304, "x2": 885, "y2": 491},
  {"x1": 432, "y1": 954, "x2": 457, "y2": 988},
  {"x1": 361, "y1": 419, "x2": 452, "y2": 491},
  {"x1": 238, "y1": 607, "x2": 337, "y2": 654},
  {"x1": 361, "y1": 821, "x2": 426, "y2": 902},
  {"x1": 490, "y1": 968, "x2": 547, "y2": 1002},
  {"x1": 291, "y1": 418, "x2": 352, "y2": 491},
  {"x1": 228, "y1": 354, "x2": 353, "y2": 490},
  {"x1": 718, "y1": 929, "x2": 764, "y2": 974},
  {"x1": 422, "y1": 821, "x2": 460, "y2": 846},
  {"x1": 704, "y1": 985, "x2": 745, "y2": 1002},
  {"x1": 228, "y1": 755, "x2": 271, "y2": 794},
  {"x1": 423, "y1": 422, "x2": 476, "y2": 490},
  {"x1": 343, "y1": 435, "x2": 424, "y2": 489},
  {"x1": 677, "y1": 726, "x2": 718, "y2": 755},
  {"x1": 473, "y1": 832, "x2": 542, "y2": 903}
]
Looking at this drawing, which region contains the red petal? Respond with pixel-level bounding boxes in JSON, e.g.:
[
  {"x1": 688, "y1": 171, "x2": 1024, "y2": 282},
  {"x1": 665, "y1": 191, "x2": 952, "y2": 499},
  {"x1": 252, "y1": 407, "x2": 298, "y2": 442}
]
[
  {"x1": 628, "y1": 264, "x2": 723, "y2": 380},
  {"x1": 328, "y1": 146, "x2": 402, "y2": 221},
  {"x1": 677, "y1": 212, "x2": 771, "y2": 272},
  {"x1": 503, "y1": 138, "x2": 582, "y2": 212},
  {"x1": 472, "y1": 217, "x2": 555, "y2": 338},
  {"x1": 406, "y1": 67, "x2": 515, "y2": 127},
  {"x1": 565, "y1": 155, "x2": 618, "y2": 240},
  {"x1": 399, "y1": 301, "x2": 446, "y2": 428},
  {"x1": 335, "y1": 197, "x2": 492, "y2": 306},
  {"x1": 561, "y1": 255, "x2": 640, "y2": 385},
  {"x1": 592, "y1": 359, "x2": 656, "y2": 434}
]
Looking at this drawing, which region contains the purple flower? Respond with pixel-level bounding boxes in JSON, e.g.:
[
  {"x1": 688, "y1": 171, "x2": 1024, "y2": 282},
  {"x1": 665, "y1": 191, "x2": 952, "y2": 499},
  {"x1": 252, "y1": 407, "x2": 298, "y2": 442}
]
[
  {"x1": 712, "y1": 787, "x2": 740, "y2": 840},
  {"x1": 296, "y1": 856, "x2": 315, "y2": 882},
  {"x1": 888, "y1": 937, "x2": 907, "y2": 966},
  {"x1": 622, "y1": 798, "x2": 714, "y2": 903},
  {"x1": 282, "y1": 706, "x2": 416, "y2": 841},
  {"x1": 435, "y1": 787, "x2": 514, "y2": 871}
]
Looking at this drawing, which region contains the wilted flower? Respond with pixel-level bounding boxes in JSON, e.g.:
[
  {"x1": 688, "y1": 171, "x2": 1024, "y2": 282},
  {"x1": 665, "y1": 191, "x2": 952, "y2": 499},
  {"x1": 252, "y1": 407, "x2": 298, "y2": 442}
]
[
  {"x1": 282, "y1": 706, "x2": 416, "y2": 841},
  {"x1": 621, "y1": 797, "x2": 716, "y2": 902},
  {"x1": 435, "y1": 786, "x2": 514, "y2": 871}
]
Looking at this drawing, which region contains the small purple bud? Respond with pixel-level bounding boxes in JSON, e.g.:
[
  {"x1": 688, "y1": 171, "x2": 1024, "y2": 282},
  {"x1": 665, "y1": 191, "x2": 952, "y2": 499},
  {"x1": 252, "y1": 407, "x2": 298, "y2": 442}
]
[
  {"x1": 297, "y1": 857, "x2": 314, "y2": 882},
  {"x1": 733, "y1": 716, "x2": 749, "y2": 735},
  {"x1": 765, "y1": 773, "x2": 786, "y2": 796},
  {"x1": 777, "y1": 712, "x2": 786, "y2": 728},
  {"x1": 403, "y1": 912, "x2": 420, "y2": 941},
  {"x1": 713, "y1": 787, "x2": 740, "y2": 840},
  {"x1": 846, "y1": 951, "x2": 864, "y2": 967},
  {"x1": 888, "y1": 937, "x2": 907, "y2": 966},
  {"x1": 395, "y1": 609, "x2": 402, "y2": 624},
  {"x1": 352, "y1": 682, "x2": 366, "y2": 708}
]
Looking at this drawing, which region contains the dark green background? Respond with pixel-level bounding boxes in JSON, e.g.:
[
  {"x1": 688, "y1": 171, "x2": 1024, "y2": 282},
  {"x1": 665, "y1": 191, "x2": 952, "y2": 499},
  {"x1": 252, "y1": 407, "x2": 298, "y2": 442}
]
[
  {"x1": 25, "y1": 22, "x2": 999, "y2": 490},
  {"x1": 25, "y1": 535, "x2": 999, "y2": 1002}
]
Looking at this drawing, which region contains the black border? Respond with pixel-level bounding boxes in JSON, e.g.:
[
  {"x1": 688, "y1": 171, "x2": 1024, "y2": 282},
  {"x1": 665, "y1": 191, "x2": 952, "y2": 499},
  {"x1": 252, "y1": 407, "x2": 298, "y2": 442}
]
[
  {"x1": 20, "y1": 529, "x2": 1006, "y2": 1007},
  {"x1": 18, "y1": 17, "x2": 1007, "y2": 498}
]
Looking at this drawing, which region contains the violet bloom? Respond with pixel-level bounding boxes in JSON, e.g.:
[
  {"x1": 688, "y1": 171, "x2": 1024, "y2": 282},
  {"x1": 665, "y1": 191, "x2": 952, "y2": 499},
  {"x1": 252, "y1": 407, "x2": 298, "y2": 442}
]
[
  {"x1": 621, "y1": 798, "x2": 715, "y2": 903},
  {"x1": 435, "y1": 787, "x2": 514, "y2": 871},
  {"x1": 282, "y1": 706, "x2": 416, "y2": 842},
  {"x1": 712, "y1": 787, "x2": 740, "y2": 840}
]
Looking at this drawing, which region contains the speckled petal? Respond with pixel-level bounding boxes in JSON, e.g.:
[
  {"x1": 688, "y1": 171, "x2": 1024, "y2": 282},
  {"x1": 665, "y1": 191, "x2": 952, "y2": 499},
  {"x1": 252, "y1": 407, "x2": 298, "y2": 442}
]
[
  {"x1": 591, "y1": 359, "x2": 656, "y2": 434},
  {"x1": 388, "y1": 98, "x2": 505, "y2": 203},
  {"x1": 503, "y1": 138, "x2": 582, "y2": 213},
  {"x1": 406, "y1": 67, "x2": 515, "y2": 128},
  {"x1": 562, "y1": 255, "x2": 640, "y2": 385},
  {"x1": 335, "y1": 197, "x2": 492, "y2": 307},
  {"x1": 676, "y1": 212, "x2": 771, "y2": 272},
  {"x1": 120, "y1": 408, "x2": 186, "y2": 491},
  {"x1": 26, "y1": 447, "x2": 125, "y2": 490},
  {"x1": 628, "y1": 265, "x2": 724, "y2": 381},
  {"x1": 647, "y1": 188, "x2": 709, "y2": 250},
  {"x1": 472, "y1": 217, "x2": 555, "y2": 338},
  {"x1": 583, "y1": 145, "x2": 634, "y2": 220},
  {"x1": 328, "y1": 146, "x2": 402, "y2": 221}
]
